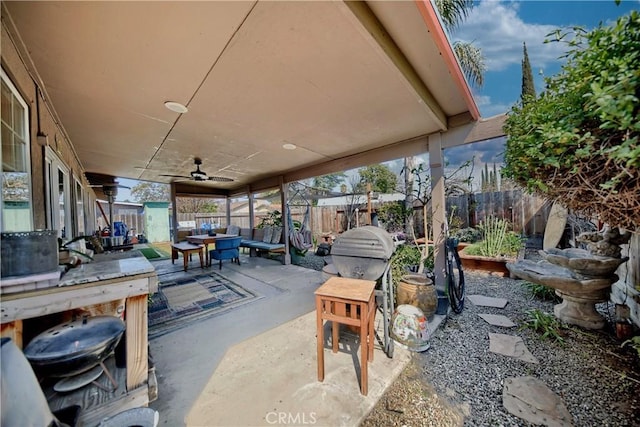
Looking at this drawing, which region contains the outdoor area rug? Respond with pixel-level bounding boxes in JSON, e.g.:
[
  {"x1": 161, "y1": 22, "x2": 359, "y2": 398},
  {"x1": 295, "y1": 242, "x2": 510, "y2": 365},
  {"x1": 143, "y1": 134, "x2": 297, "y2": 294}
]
[{"x1": 148, "y1": 267, "x2": 259, "y2": 339}]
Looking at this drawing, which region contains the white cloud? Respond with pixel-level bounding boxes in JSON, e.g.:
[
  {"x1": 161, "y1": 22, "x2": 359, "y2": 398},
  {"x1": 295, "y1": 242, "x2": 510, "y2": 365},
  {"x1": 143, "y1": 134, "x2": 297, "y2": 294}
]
[
  {"x1": 452, "y1": 1, "x2": 571, "y2": 72},
  {"x1": 474, "y1": 94, "x2": 513, "y2": 117}
]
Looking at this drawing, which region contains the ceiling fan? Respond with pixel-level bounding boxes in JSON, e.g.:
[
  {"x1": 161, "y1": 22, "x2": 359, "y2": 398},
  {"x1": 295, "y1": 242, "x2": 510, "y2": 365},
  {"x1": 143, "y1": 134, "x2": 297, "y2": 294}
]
[{"x1": 160, "y1": 157, "x2": 233, "y2": 182}]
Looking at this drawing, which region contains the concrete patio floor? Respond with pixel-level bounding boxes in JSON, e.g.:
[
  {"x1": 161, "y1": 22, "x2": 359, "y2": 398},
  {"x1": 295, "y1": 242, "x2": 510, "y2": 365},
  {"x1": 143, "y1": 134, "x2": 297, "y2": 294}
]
[{"x1": 147, "y1": 253, "x2": 410, "y2": 427}]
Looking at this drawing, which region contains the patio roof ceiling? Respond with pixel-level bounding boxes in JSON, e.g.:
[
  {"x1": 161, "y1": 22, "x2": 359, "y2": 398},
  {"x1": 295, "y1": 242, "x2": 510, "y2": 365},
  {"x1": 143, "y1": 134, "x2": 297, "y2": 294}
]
[{"x1": 3, "y1": 0, "x2": 485, "y2": 196}]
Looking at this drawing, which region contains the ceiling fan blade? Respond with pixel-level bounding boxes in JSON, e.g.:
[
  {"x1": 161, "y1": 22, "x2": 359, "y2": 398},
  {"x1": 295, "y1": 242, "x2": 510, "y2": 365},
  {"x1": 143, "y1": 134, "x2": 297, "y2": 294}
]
[
  {"x1": 89, "y1": 183, "x2": 130, "y2": 189},
  {"x1": 207, "y1": 176, "x2": 234, "y2": 182},
  {"x1": 159, "y1": 174, "x2": 191, "y2": 178}
]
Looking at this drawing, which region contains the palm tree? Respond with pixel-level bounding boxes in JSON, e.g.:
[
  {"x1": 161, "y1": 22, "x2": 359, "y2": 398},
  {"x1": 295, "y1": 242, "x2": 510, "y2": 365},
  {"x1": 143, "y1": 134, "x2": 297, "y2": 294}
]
[{"x1": 435, "y1": 0, "x2": 485, "y2": 88}]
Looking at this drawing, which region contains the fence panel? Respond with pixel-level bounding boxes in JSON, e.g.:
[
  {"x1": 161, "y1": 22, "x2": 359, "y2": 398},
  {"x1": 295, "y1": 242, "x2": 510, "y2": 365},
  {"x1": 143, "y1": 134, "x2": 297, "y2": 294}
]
[{"x1": 144, "y1": 190, "x2": 553, "y2": 241}]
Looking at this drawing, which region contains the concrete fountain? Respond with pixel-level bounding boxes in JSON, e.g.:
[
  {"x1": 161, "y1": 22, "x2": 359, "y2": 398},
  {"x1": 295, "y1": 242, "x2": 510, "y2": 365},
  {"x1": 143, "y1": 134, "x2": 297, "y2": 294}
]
[{"x1": 507, "y1": 227, "x2": 631, "y2": 329}]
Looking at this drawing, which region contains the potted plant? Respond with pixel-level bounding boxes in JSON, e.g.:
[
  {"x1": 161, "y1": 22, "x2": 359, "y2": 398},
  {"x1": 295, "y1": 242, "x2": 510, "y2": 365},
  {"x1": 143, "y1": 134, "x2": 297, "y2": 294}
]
[
  {"x1": 458, "y1": 216, "x2": 524, "y2": 276},
  {"x1": 390, "y1": 244, "x2": 438, "y2": 318}
]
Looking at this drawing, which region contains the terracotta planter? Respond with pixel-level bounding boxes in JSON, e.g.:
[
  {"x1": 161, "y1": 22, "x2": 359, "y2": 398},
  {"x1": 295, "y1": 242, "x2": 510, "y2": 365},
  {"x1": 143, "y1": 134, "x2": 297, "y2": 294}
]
[
  {"x1": 396, "y1": 274, "x2": 437, "y2": 318},
  {"x1": 456, "y1": 242, "x2": 471, "y2": 253},
  {"x1": 458, "y1": 247, "x2": 514, "y2": 277}
]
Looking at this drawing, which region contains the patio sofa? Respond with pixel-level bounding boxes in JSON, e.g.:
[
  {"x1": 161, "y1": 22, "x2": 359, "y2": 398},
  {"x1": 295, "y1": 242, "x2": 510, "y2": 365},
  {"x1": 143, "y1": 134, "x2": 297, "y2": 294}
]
[{"x1": 238, "y1": 226, "x2": 285, "y2": 257}]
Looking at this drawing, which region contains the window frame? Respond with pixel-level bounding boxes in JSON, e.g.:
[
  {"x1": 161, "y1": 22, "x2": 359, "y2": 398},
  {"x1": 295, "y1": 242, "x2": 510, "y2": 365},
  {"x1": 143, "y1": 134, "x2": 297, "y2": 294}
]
[
  {"x1": 1, "y1": 67, "x2": 33, "y2": 232},
  {"x1": 45, "y1": 146, "x2": 72, "y2": 239}
]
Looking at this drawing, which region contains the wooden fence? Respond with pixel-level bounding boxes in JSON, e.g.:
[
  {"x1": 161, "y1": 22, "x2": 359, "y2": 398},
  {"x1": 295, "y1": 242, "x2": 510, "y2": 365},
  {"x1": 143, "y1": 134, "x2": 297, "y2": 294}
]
[
  {"x1": 109, "y1": 190, "x2": 550, "y2": 240},
  {"x1": 311, "y1": 190, "x2": 551, "y2": 238},
  {"x1": 447, "y1": 189, "x2": 552, "y2": 235}
]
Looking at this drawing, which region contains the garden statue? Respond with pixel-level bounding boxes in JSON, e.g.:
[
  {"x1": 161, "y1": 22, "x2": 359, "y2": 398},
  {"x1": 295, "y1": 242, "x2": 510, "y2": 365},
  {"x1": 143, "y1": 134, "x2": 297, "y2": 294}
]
[
  {"x1": 576, "y1": 226, "x2": 631, "y2": 258},
  {"x1": 507, "y1": 227, "x2": 630, "y2": 329}
]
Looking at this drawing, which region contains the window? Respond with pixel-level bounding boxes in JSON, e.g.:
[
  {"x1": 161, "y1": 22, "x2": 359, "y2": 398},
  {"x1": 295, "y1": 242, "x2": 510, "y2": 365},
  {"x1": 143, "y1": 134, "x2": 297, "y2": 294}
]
[
  {"x1": 74, "y1": 177, "x2": 85, "y2": 235},
  {"x1": 1, "y1": 68, "x2": 33, "y2": 231},
  {"x1": 45, "y1": 146, "x2": 71, "y2": 239}
]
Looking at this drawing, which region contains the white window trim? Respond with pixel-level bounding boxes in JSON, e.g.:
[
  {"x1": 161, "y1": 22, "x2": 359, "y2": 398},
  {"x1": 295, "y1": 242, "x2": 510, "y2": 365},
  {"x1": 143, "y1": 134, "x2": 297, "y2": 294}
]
[
  {"x1": 1, "y1": 67, "x2": 33, "y2": 231},
  {"x1": 45, "y1": 146, "x2": 72, "y2": 239},
  {"x1": 73, "y1": 175, "x2": 85, "y2": 235}
]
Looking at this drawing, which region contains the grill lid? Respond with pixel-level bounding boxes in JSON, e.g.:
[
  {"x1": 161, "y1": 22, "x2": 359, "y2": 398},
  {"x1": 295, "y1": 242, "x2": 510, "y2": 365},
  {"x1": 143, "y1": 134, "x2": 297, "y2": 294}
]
[{"x1": 331, "y1": 226, "x2": 395, "y2": 280}]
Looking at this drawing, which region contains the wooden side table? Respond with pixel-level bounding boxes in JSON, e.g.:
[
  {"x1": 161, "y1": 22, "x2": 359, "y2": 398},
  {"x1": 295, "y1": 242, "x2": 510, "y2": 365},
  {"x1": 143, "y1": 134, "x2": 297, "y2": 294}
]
[
  {"x1": 171, "y1": 242, "x2": 204, "y2": 272},
  {"x1": 314, "y1": 276, "x2": 376, "y2": 395}
]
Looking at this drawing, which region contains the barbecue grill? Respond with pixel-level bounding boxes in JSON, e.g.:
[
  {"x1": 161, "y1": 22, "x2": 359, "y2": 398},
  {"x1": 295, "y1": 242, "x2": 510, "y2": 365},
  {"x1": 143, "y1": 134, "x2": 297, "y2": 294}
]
[{"x1": 330, "y1": 226, "x2": 396, "y2": 357}]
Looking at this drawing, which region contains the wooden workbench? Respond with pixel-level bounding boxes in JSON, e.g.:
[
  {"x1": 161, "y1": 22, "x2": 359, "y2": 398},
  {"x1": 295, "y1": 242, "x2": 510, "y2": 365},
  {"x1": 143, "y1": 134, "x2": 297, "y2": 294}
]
[{"x1": 0, "y1": 255, "x2": 158, "y2": 426}]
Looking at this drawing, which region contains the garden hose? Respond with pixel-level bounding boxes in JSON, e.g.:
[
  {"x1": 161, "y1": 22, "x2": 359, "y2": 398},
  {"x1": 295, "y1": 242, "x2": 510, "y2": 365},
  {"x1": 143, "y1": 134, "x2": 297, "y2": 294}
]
[{"x1": 447, "y1": 238, "x2": 466, "y2": 314}]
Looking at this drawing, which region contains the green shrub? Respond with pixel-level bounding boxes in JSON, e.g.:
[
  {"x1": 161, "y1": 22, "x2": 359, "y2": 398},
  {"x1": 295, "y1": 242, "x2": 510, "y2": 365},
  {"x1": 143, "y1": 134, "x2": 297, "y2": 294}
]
[
  {"x1": 390, "y1": 244, "x2": 421, "y2": 288},
  {"x1": 523, "y1": 282, "x2": 561, "y2": 302},
  {"x1": 503, "y1": 11, "x2": 640, "y2": 230},
  {"x1": 452, "y1": 227, "x2": 482, "y2": 243},
  {"x1": 462, "y1": 216, "x2": 523, "y2": 258},
  {"x1": 520, "y1": 309, "x2": 565, "y2": 344}
]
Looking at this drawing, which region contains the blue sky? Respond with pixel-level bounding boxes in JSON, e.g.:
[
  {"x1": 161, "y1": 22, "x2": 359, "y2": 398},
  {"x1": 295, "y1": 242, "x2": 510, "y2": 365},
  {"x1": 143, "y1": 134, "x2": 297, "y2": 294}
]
[{"x1": 116, "y1": 1, "x2": 637, "y2": 200}]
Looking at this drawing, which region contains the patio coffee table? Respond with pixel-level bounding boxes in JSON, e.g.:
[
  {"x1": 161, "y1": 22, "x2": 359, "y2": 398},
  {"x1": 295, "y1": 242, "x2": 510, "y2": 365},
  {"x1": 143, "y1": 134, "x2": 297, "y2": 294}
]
[{"x1": 171, "y1": 242, "x2": 204, "y2": 272}]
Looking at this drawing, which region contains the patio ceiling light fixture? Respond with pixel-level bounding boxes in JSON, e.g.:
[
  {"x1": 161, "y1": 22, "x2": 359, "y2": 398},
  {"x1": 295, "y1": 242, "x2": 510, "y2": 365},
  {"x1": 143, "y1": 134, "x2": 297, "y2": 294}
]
[
  {"x1": 282, "y1": 143, "x2": 297, "y2": 150},
  {"x1": 164, "y1": 101, "x2": 189, "y2": 114}
]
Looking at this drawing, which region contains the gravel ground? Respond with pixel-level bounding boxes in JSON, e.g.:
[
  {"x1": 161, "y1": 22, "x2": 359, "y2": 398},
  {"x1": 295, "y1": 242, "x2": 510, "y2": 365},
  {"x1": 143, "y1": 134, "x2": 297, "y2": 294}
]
[
  {"x1": 294, "y1": 248, "x2": 640, "y2": 426},
  {"x1": 294, "y1": 252, "x2": 326, "y2": 271},
  {"x1": 363, "y1": 269, "x2": 640, "y2": 426}
]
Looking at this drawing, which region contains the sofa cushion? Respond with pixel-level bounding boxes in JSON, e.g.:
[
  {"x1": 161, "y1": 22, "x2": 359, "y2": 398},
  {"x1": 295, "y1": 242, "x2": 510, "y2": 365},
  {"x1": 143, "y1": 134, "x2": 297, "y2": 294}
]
[
  {"x1": 249, "y1": 242, "x2": 284, "y2": 251},
  {"x1": 240, "y1": 228, "x2": 253, "y2": 239},
  {"x1": 253, "y1": 228, "x2": 265, "y2": 242},
  {"x1": 262, "y1": 226, "x2": 273, "y2": 243},
  {"x1": 271, "y1": 226, "x2": 283, "y2": 244},
  {"x1": 226, "y1": 224, "x2": 240, "y2": 236}
]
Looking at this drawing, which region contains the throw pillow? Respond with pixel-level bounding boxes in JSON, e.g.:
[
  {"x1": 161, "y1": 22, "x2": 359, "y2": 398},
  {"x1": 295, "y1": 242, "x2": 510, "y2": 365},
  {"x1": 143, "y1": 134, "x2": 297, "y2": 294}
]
[
  {"x1": 227, "y1": 224, "x2": 240, "y2": 236},
  {"x1": 262, "y1": 226, "x2": 273, "y2": 243},
  {"x1": 271, "y1": 226, "x2": 282, "y2": 244}
]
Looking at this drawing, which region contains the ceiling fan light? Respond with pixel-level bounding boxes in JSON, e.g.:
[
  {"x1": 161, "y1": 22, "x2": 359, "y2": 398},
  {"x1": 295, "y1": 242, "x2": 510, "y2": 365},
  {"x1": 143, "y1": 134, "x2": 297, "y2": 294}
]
[
  {"x1": 164, "y1": 101, "x2": 189, "y2": 114},
  {"x1": 191, "y1": 171, "x2": 208, "y2": 180}
]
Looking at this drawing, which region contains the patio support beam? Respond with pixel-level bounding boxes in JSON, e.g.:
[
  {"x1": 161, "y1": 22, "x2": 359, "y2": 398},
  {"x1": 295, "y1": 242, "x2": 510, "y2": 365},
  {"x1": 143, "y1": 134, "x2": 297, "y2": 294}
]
[
  {"x1": 281, "y1": 178, "x2": 291, "y2": 265},
  {"x1": 429, "y1": 133, "x2": 446, "y2": 294},
  {"x1": 170, "y1": 182, "x2": 178, "y2": 243},
  {"x1": 284, "y1": 134, "x2": 430, "y2": 184},
  {"x1": 344, "y1": 0, "x2": 448, "y2": 131},
  {"x1": 248, "y1": 188, "x2": 255, "y2": 230}
]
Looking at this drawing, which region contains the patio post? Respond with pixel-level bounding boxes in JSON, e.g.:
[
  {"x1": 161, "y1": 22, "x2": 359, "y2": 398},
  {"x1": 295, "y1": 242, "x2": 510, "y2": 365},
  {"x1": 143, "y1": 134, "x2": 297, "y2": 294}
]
[
  {"x1": 170, "y1": 182, "x2": 178, "y2": 243},
  {"x1": 429, "y1": 133, "x2": 446, "y2": 294}
]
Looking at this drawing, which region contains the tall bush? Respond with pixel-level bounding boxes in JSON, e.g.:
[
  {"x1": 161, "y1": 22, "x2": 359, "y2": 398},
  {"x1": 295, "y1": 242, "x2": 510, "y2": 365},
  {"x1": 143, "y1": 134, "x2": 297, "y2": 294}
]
[{"x1": 503, "y1": 11, "x2": 639, "y2": 230}]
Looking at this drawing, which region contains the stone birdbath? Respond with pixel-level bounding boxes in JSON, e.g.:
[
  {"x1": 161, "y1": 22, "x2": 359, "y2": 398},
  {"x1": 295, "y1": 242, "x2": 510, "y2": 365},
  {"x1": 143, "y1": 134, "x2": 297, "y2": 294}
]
[{"x1": 507, "y1": 227, "x2": 630, "y2": 329}]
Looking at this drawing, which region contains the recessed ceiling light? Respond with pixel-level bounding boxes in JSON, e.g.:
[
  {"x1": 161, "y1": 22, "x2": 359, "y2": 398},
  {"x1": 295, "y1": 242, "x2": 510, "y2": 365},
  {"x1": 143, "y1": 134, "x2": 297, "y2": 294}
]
[
  {"x1": 164, "y1": 101, "x2": 188, "y2": 114},
  {"x1": 283, "y1": 143, "x2": 297, "y2": 150}
]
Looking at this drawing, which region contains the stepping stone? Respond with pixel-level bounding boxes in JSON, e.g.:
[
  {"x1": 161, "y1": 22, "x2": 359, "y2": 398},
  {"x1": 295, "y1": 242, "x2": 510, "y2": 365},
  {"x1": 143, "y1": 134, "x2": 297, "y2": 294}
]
[
  {"x1": 489, "y1": 333, "x2": 538, "y2": 364},
  {"x1": 468, "y1": 294, "x2": 508, "y2": 308},
  {"x1": 478, "y1": 313, "x2": 516, "y2": 328},
  {"x1": 503, "y1": 376, "x2": 573, "y2": 426}
]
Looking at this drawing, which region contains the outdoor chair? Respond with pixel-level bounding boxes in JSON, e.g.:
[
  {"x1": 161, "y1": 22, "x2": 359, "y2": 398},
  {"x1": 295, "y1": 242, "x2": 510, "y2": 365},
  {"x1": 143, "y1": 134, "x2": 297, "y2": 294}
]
[{"x1": 209, "y1": 237, "x2": 242, "y2": 270}]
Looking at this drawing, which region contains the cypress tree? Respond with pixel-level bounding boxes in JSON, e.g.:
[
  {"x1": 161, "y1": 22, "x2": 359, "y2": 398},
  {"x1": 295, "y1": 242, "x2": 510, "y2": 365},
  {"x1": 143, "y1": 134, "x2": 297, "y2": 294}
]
[{"x1": 521, "y1": 42, "x2": 536, "y2": 102}]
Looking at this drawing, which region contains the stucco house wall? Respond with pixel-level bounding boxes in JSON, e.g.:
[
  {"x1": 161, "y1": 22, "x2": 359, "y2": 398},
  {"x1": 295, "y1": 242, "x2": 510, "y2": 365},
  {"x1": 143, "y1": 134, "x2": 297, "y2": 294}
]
[{"x1": 2, "y1": 22, "x2": 94, "y2": 231}]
